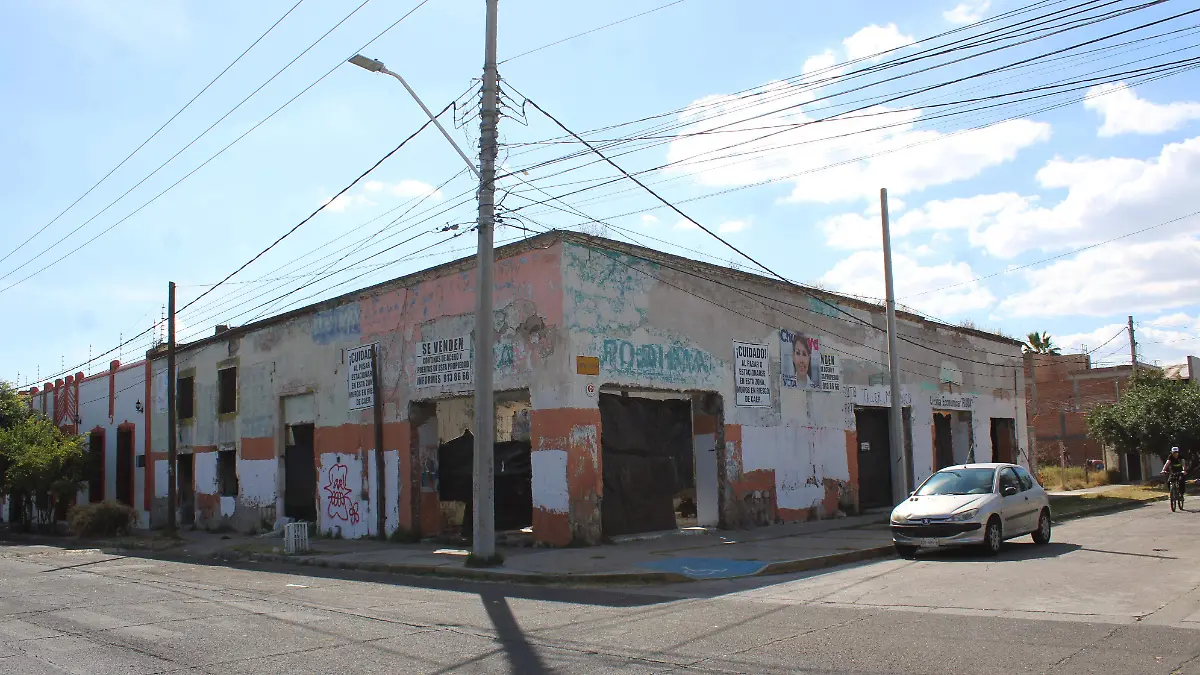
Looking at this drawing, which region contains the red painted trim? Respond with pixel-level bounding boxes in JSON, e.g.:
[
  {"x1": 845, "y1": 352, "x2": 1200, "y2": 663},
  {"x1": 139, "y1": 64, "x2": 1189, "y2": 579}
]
[
  {"x1": 108, "y1": 361, "x2": 117, "y2": 422},
  {"x1": 144, "y1": 360, "x2": 153, "y2": 515},
  {"x1": 78, "y1": 359, "x2": 145, "y2": 386}
]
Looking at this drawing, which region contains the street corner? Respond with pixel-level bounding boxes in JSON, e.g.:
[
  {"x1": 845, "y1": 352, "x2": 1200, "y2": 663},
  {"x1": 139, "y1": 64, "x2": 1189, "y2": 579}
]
[{"x1": 637, "y1": 556, "x2": 771, "y2": 580}]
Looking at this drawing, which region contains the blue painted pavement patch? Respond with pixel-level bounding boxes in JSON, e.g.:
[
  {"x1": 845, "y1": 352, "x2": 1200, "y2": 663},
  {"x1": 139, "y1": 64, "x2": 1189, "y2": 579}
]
[{"x1": 638, "y1": 557, "x2": 769, "y2": 579}]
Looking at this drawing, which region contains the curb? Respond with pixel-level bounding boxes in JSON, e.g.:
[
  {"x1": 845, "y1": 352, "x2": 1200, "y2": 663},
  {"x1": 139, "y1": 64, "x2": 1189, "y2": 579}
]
[
  {"x1": 1, "y1": 531, "x2": 894, "y2": 586},
  {"x1": 1051, "y1": 495, "x2": 1167, "y2": 524},
  {"x1": 758, "y1": 545, "x2": 895, "y2": 576},
  {"x1": 206, "y1": 549, "x2": 696, "y2": 585}
]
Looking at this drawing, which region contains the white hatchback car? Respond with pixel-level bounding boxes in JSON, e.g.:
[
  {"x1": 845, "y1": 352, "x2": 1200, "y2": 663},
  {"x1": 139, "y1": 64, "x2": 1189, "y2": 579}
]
[{"x1": 890, "y1": 463, "x2": 1052, "y2": 558}]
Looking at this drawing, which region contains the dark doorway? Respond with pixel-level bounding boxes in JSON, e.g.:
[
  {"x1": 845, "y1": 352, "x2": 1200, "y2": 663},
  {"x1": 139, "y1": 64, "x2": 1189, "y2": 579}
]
[
  {"x1": 284, "y1": 423, "x2": 317, "y2": 522},
  {"x1": 178, "y1": 454, "x2": 195, "y2": 526},
  {"x1": 599, "y1": 394, "x2": 695, "y2": 537},
  {"x1": 991, "y1": 418, "x2": 1016, "y2": 464},
  {"x1": 1125, "y1": 452, "x2": 1143, "y2": 481},
  {"x1": 88, "y1": 430, "x2": 105, "y2": 502},
  {"x1": 855, "y1": 408, "x2": 894, "y2": 509},
  {"x1": 933, "y1": 413, "x2": 954, "y2": 470},
  {"x1": 115, "y1": 427, "x2": 134, "y2": 506}
]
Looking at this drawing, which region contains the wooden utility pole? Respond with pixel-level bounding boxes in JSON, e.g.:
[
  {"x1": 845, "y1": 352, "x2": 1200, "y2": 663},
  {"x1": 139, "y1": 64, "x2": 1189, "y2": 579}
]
[
  {"x1": 371, "y1": 343, "x2": 386, "y2": 537},
  {"x1": 166, "y1": 282, "x2": 177, "y2": 533},
  {"x1": 1128, "y1": 315, "x2": 1138, "y2": 373}
]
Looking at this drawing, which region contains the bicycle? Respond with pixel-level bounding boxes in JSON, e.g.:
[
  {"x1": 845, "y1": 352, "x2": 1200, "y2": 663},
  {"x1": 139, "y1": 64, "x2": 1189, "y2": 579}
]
[{"x1": 1168, "y1": 473, "x2": 1186, "y2": 512}]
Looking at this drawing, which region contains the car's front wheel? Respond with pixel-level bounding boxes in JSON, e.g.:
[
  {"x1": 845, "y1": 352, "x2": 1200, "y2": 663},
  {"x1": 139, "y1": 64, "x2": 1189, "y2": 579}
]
[
  {"x1": 1031, "y1": 509, "x2": 1051, "y2": 545},
  {"x1": 894, "y1": 543, "x2": 918, "y2": 559},
  {"x1": 982, "y1": 517, "x2": 1003, "y2": 556}
]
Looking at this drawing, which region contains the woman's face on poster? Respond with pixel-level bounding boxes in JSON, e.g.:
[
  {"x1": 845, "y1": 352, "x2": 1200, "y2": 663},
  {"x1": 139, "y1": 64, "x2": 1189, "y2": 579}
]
[{"x1": 792, "y1": 338, "x2": 811, "y2": 380}]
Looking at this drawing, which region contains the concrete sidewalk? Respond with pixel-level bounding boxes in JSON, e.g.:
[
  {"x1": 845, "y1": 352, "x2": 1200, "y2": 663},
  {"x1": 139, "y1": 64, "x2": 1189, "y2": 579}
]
[{"x1": 20, "y1": 513, "x2": 895, "y2": 585}]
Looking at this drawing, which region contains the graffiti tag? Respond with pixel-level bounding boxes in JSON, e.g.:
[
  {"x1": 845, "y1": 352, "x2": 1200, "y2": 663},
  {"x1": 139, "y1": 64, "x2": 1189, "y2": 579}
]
[{"x1": 322, "y1": 463, "x2": 361, "y2": 525}]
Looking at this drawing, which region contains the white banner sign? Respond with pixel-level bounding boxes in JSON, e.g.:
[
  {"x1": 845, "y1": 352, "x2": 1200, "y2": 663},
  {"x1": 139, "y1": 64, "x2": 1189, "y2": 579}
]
[
  {"x1": 780, "y1": 329, "x2": 841, "y2": 393},
  {"x1": 930, "y1": 394, "x2": 976, "y2": 411},
  {"x1": 733, "y1": 341, "x2": 771, "y2": 408},
  {"x1": 347, "y1": 343, "x2": 377, "y2": 411},
  {"x1": 416, "y1": 335, "x2": 473, "y2": 388}
]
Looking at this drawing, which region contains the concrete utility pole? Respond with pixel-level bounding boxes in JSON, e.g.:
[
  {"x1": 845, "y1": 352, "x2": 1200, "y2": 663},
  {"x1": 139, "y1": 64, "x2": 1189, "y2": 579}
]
[
  {"x1": 880, "y1": 189, "x2": 908, "y2": 505},
  {"x1": 1128, "y1": 315, "x2": 1138, "y2": 374},
  {"x1": 472, "y1": 0, "x2": 500, "y2": 560},
  {"x1": 166, "y1": 281, "x2": 177, "y2": 533}
]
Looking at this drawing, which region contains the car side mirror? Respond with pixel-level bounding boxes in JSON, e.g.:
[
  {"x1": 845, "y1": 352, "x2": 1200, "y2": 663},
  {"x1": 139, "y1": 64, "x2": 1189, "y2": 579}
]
[{"x1": 1002, "y1": 486, "x2": 1019, "y2": 497}]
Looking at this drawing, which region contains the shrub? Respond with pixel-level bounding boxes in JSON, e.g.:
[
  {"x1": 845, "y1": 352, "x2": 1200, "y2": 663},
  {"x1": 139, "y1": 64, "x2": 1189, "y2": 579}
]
[{"x1": 68, "y1": 501, "x2": 135, "y2": 537}]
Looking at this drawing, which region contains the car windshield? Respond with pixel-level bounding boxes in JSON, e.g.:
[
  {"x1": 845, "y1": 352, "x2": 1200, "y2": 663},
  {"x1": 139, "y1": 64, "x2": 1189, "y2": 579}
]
[{"x1": 915, "y1": 468, "x2": 996, "y2": 496}]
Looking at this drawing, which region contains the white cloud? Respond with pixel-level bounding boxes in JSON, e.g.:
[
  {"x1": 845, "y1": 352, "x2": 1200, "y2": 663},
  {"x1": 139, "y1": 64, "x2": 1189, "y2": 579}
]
[
  {"x1": 1057, "y1": 317, "x2": 1200, "y2": 367},
  {"x1": 820, "y1": 136, "x2": 1200, "y2": 258},
  {"x1": 717, "y1": 220, "x2": 749, "y2": 234},
  {"x1": 842, "y1": 24, "x2": 914, "y2": 61},
  {"x1": 390, "y1": 179, "x2": 443, "y2": 200},
  {"x1": 666, "y1": 80, "x2": 1050, "y2": 207},
  {"x1": 821, "y1": 192, "x2": 1029, "y2": 250},
  {"x1": 663, "y1": 23, "x2": 1047, "y2": 209},
  {"x1": 1084, "y1": 82, "x2": 1200, "y2": 137},
  {"x1": 943, "y1": 1, "x2": 990, "y2": 24},
  {"x1": 803, "y1": 49, "x2": 839, "y2": 77},
  {"x1": 321, "y1": 193, "x2": 376, "y2": 213},
  {"x1": 821, "y1": 251, "x2": 995, "y2": 316},
  {"x1": 998, "y1": 236, "x2": 1200, "y2": 317}
]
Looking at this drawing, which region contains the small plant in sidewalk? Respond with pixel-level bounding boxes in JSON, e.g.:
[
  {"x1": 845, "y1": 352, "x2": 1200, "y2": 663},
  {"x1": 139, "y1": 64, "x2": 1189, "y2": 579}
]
[
  {"x1": 68, "y1": 501, "x2": 135, "y2": 537},
  {"x1": 465, "y1": 552, "x2": 504, "y2": 568}
]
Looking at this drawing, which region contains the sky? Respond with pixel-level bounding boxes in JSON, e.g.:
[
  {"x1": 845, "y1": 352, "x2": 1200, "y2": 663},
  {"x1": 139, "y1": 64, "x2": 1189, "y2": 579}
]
[{"x1": 3, "y1": 0, "x2": 1200, "y2": 387}]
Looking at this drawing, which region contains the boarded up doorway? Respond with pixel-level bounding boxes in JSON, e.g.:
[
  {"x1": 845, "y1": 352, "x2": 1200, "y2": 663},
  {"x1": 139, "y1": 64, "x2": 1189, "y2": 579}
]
[
  {"x1": 990, "y1": 418, "x2": 1016, "y2": 464},
  {"x1": 284, "y1": 423, "x2": 317, "y2": 522},
  {"x1": 599, "y1": 393, "x2": 695, "y2": 537},
  {"x1": 116, "y1": 426, "x2": 134, "y2": 506},
  {"x1": 855, "y1": 408, "x2": 894, "y2": 509}
]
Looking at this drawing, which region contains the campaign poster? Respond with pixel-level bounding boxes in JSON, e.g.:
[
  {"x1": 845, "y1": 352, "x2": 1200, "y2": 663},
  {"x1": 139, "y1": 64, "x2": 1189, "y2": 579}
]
[{"x1": 780, "y1": 329, "x2": 841, "y2": 393}]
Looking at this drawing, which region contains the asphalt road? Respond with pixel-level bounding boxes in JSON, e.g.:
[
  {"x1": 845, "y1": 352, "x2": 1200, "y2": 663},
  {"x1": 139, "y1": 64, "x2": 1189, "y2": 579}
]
[{"x1": 2, "y1": 502, "x2": 1200, "y2": 674}]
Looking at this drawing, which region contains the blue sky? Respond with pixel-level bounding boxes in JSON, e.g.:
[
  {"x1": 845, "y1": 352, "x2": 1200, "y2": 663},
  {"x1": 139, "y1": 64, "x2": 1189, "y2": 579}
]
[{"x1": 3, "y1": 0, "x2": 1200, "y2": 386}]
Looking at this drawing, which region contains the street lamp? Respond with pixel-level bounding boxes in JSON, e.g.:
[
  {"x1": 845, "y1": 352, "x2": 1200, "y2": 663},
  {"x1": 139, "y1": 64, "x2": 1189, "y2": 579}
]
[{"x1": 347, "y1": 54, "x2": 479, "y2": 178}]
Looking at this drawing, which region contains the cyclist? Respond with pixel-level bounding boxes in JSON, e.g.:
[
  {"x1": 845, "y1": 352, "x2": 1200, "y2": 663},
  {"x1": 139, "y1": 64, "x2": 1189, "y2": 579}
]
[
  {"x1": 1162, "y1": 447, "x2": 1187, "y2": 507},
  {"x1": 1163, "y1": 447, "x2": 1186, "y2": 478}
]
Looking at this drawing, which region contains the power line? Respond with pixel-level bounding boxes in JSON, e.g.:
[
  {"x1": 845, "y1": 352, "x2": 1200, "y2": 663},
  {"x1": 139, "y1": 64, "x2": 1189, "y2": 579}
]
[
  {"x1": 500, "y1": 0, "x2": 688, "y2": 63},
  {"x1": 0, "y1": 0, "x2": 377, "y2": 286},
  {"x1": 177, "y1": 110, "x2": 444, "y2": 315},
  {"x1": 0, "y1": 0, "x2": 436, "y2": 294},
  {"x1": 0, "y1": 0, "x2": 307, "y2": 269}
]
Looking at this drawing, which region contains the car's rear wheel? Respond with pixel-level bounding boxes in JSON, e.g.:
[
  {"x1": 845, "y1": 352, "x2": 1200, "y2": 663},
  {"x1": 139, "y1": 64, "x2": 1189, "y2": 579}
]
[
  {"x1": 982, "y1": 517, "x2": 1003, "y2": 556},
  {"x1": 1031, "y1": 509, "x2": 1051, "y2": 545},
  {"x1": 894, "y1": 543, "x2": 918, "y2": 559}
]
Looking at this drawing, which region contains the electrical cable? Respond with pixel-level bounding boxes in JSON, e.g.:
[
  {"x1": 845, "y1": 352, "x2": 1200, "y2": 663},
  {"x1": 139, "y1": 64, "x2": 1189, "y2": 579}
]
[
  {"x1": 0, "y1": 0, "x2": 436, "y2": 294},
  {"x1": 0, "y1": 0, "x2": 307, "y2": 269}
]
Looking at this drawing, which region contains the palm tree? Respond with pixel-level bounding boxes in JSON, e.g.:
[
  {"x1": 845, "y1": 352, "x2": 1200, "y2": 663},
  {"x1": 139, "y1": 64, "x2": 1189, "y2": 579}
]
[{"x1": 1023, "y1": 331, "x2": 1061, "y2": 355}]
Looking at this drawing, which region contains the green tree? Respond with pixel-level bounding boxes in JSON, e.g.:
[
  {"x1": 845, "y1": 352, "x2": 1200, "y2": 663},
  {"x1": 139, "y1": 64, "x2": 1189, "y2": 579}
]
[
  {"x1": 1088, "y1": 370, "x2": 1200, "y2": 470},
  {"x1": 1023, "y1": 331, "x2": 1062, "y2": 355},
  {"x1": 0, "y1": 382, "x2": 89, "y2": 529}
]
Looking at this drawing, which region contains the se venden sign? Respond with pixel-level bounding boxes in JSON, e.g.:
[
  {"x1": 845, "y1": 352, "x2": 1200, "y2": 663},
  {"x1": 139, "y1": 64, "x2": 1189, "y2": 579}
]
[
  {"x1": 416, "y1": 335, "x2": 473, "y2": 388},
  {"x1": 734, "y1": 340, "x2": 771, "y2": 408}
]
